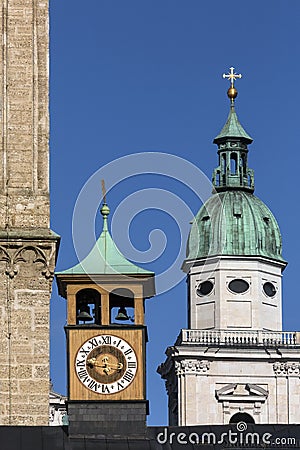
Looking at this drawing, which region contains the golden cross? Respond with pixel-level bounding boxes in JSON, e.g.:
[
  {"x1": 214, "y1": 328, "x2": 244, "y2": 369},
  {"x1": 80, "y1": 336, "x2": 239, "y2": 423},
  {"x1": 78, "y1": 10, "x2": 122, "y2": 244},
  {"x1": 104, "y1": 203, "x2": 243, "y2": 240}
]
[
  {"x1": 222, "y1": 67, "x2": 242, "y2": 87},
  {"x1": 101, "y1": 179, "x2": 107, "y2": 204}
]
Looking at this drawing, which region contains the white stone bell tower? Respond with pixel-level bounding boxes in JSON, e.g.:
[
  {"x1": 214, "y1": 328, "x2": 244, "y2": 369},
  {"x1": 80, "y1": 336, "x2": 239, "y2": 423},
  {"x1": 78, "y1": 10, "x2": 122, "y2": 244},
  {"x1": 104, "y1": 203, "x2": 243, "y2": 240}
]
[{"x1": 158, "y1": 68, "x2": 300, "y2": 426}]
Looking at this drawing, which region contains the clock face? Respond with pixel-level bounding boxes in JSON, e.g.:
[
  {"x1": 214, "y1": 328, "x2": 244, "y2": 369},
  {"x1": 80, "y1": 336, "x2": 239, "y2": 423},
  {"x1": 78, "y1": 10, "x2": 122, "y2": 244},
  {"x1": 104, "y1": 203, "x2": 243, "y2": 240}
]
[{"x1": 75, "y1": 334, "x2": 138, "y2": 395}]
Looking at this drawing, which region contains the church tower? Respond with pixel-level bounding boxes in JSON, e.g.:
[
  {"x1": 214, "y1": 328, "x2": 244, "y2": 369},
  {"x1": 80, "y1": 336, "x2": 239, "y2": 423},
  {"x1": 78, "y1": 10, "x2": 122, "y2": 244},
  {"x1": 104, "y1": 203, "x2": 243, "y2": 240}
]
[
  {"x1": 158, "y1": 68, "x2": 300, "y2": 425},
  {"x1": 56, "y1": 199, "x2": 155, "y2": 437},
  {"x1": 0, "y1": 1, "x2": 59, "y2": 425}
]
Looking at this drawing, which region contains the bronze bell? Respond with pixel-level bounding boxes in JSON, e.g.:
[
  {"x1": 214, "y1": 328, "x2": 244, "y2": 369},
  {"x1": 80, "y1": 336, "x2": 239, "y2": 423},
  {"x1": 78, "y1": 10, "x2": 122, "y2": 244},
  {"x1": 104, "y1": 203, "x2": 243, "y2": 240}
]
[
  {"x1": 115, "y1": 306, "x2": 130, "y2": 321},
  {"x1": 77, "y1": 303, "x2": 93, "y2": 322}
]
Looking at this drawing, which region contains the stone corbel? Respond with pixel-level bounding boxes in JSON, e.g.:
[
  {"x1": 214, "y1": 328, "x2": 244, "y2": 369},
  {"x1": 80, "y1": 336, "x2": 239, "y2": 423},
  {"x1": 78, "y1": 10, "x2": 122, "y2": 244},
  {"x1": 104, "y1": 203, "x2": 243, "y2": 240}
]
[
  {"x1": 175, "y1": 359, "x2": 210, "y2": 376},
  {"x1": 273, "y1": 361, "x2": 300, "y2": 376}
]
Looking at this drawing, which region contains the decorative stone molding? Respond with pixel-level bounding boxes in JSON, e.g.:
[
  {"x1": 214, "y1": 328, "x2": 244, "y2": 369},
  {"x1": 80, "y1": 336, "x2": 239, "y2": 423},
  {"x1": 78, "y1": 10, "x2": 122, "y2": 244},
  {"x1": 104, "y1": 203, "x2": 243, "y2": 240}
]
[
  {"x1": 273, "y1": 361, "x2": 300, "y2": 376},
  {"x1": 157, "y1": 357, "x2": 172, "y2": 377},
  {"x1": 0, "y1": 244, "x2": 56, "y2": 280},
  {"x1": 175, "y1": 359, "x2": 210, "y2": 375},
  {"x1": 254, "y1": 401, "x2": 262, "y2": 416},
  {"x1": 216, "y1": 383, "x2": 268, "y2": 402},
  {"x1": 165, "y1": 374, "x2": 178, "y2": 397}
]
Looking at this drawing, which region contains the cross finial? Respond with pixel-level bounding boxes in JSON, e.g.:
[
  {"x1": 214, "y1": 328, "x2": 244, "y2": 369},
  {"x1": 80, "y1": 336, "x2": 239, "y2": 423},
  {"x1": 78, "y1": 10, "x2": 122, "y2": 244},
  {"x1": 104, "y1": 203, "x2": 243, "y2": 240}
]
[
  {"x1": 222, "y1": 67, "x2": 242, "y2": 88},
  {"x1": 222, "y1": 67, "x2": 242, "y2": 104}
]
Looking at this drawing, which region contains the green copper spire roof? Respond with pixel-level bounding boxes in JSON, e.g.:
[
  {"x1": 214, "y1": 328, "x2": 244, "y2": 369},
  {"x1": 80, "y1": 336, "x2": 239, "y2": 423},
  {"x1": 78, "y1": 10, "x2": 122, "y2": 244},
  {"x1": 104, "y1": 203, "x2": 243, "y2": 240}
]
[
  {"x1": 212, "y1": 67, "x2": 255, "y2": 193},
  {"x1": 56, "y1": 203, "x2": 153, "y2": 276},
  {"x1": 214, "y1": 67, "x2": 252, "y2": 144},
  {"x1": 213, "y1": 105, "x2": 253, "y2": 144}
]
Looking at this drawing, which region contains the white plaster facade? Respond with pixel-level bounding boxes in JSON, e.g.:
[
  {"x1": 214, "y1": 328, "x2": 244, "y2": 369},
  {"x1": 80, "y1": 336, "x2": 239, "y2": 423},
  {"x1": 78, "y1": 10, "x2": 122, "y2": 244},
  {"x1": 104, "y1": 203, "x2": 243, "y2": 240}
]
[
  {"x1": 158, "y1": 254, "x2": 300, "y2": 425},
  {"x1": 49, "y1": 391, "x2": 67, "y2": 426},
  {"x1": 159, "y1": 337, "x2": 300, "y2": 425},
  {"x1": 183, "y1": 255, "x2": 285, "y2": 331}
]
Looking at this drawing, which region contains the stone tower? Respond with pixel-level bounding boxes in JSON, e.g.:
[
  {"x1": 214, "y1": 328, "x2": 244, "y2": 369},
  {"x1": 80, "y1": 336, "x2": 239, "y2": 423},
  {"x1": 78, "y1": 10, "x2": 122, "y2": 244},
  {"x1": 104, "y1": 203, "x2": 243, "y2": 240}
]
[
  {"x1": 0, "y1": 1, "x2": 59, "y2": 425},
  {"x1": 158, "y1": 68, "x2": 300, "y2": 425}
]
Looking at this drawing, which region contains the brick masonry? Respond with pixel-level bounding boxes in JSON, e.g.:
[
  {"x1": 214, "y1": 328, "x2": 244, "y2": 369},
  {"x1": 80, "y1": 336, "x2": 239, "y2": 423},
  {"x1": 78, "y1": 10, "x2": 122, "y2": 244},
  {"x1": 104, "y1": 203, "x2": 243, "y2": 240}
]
[{"x1": 0, "y1": 0, "x2": 59, "y2": 425}]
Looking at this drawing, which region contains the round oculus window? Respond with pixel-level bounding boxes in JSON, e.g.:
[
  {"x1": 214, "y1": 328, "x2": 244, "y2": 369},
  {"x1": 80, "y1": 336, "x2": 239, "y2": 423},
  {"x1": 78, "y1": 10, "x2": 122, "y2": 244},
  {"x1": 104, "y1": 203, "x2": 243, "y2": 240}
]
[
  {"x1": 263, "y1": 282, "x2": 276, "y2": 297},
  {"x1": 197, "y1": 280, "x2": 214, "y2": 296},
  {"x1": 228, "y1": 279, "x2": 249, "y2": 294}
]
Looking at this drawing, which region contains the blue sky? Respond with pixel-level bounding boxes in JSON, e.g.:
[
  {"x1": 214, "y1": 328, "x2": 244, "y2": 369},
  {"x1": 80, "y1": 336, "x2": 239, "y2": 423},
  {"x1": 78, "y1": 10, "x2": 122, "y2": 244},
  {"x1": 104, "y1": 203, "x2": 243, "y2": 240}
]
[{"x1": 49, "y1": 1, "x2": 300, "y2": 425}]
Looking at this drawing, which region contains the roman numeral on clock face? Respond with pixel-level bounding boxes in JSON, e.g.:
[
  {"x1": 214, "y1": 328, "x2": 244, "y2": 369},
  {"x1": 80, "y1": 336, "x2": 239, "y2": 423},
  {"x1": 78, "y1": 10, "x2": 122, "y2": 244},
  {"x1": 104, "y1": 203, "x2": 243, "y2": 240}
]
[
  {"x1": 76, "y1": 359, "x2": 85, "y2": 367},
  {"x1": 88, "y1": 380, "x2": 99, "y2": 392},
  {"x1": 124, "y1": 348, "x2": 133, "y2": 356},
  {"x1": 117, "y1": 382, "x2": 123, "y2": 391},
  {"x1": 127, "y1": 361, "x2": 136, "y2": 369},
  {"x1": 99, "y1": 335, "x2": 111, "y2": 345},
  {"x1": 79, "y1": 348, "x2": 90, "y2": 356},
  {"x1": 101, "y1": 385, "x2": 110, "y2": 394},
  {"x1": 88, "y1": 338, "x2": 98, "y2": 349},
  {"x1": 123, "y1": 371, "x2": 134, "y2": 383},
  {"x1": 78, "y1": 369, "x2": 89, "y2": 383}
]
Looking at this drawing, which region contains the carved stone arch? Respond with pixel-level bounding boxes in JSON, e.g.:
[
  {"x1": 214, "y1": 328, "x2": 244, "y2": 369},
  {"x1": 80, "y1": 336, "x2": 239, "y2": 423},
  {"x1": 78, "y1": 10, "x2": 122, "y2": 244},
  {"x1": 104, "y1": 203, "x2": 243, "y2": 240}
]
[
  {"x1": 0, "y1": 246, "x2": 11, "y2": 263},
  {"x1": 14, "y1": 245, "x2": 47, "y2": 265},
  {"x1": 13, "y1": 245, "x2": 53, "y2": 280},
  {"x1": 0, "y1": 246, "x2": 15, "y2": 278}
]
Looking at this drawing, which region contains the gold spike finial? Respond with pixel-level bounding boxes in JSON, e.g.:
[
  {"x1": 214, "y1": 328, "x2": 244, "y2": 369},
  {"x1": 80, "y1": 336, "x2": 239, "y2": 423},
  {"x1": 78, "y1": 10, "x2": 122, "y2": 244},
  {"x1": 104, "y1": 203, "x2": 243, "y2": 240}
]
[
  {"x1": 222, "y1": 67, "x2": 242, "y2": 102},
  {"x1": 101, "y1": 179, "x2": 107, "y2": 204},
  {"x1": 100, "y1": 179, "x2": 110, "y2": 223}
]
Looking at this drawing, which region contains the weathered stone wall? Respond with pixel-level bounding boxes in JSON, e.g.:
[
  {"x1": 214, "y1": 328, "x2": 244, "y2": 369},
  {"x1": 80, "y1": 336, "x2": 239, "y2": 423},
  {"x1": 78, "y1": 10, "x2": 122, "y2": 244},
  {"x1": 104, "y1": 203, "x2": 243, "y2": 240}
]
[
  {"x1": 0, "y1": 0, "x2": 50, "y2": 229},
  {"x1": 0, "y1": 237, "x2": 58, "y2": 425},
  {"x1": 0, "y1": 0, "x2": 58, "y2": 425}
]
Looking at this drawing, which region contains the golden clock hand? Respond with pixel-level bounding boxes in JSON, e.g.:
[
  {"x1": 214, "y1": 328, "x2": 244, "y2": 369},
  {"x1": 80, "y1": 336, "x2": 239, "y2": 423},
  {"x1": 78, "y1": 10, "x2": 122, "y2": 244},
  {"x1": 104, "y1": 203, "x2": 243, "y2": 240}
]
[
  {"x1": 86, "y1": 357, "x2": 109, "y2": 368},
  {"x1": 87, "y1": 357, "x2": 123, "y2": 373},
  {"x1": 102, "y1": 356, "x2": 110, "y2": 374}
]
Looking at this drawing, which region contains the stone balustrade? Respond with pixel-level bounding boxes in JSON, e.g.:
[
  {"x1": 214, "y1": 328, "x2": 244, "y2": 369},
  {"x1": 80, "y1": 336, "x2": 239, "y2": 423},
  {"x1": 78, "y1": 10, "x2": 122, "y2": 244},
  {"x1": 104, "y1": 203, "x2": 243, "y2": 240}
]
[{"x1": 177, "y1": 329, "x2": 300, "y2": 346}]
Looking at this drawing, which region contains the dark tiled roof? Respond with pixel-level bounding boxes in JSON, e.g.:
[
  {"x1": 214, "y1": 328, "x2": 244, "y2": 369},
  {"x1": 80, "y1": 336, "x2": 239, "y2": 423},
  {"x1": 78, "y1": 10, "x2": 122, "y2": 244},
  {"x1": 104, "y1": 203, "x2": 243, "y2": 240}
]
[{"x1": 1, "y1": 425, "x2": 300, "y2": 450}]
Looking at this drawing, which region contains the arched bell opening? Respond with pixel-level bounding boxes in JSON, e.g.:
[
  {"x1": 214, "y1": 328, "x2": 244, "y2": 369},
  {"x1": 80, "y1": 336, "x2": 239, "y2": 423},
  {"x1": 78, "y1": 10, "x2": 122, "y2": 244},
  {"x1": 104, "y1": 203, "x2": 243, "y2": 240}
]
[
  {"x1": 76, "y1": 288, "x2": 101, "y2": 325},
  {"x1": 241, "y1": 153, "x2": 247, "y2": 176},
  {"x1": 109, "y1": 288, "x2": 134, "y2": 324},
  {"x1": 230, "y1": 152, "x2": 238, "y2": 175},
  {"x1": 221, "y1": 153, "x2": 226, "y2": 185},
  {"x1": 229, "y1": 412, "x2": 255, "y2": 424}
]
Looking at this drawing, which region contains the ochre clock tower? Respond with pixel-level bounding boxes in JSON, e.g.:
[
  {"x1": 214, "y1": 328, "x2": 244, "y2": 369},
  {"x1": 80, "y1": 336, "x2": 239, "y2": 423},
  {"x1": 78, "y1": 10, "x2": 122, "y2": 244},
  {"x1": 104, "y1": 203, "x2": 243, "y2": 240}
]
[{"x1": 56, "y1": 201, "x2": 155, "y2": 436}]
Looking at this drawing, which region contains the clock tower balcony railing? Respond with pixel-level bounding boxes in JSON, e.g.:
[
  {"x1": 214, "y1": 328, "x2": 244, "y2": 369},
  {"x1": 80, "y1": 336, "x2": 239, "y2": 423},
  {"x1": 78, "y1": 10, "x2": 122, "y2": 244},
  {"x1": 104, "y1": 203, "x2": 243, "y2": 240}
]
[{"x1": 176, "y1": 329, "x2": 300, "y2": 347}]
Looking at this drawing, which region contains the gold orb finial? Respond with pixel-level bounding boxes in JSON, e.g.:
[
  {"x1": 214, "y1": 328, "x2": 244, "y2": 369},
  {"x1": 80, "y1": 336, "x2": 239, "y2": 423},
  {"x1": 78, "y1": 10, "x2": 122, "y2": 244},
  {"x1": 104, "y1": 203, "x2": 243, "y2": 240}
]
[
  {"x1": 227, "y1": 86, "x2": 238, "y2": 101},
  {"x1": 222, "y1": 67, "x2": 242, "y2": 104}
]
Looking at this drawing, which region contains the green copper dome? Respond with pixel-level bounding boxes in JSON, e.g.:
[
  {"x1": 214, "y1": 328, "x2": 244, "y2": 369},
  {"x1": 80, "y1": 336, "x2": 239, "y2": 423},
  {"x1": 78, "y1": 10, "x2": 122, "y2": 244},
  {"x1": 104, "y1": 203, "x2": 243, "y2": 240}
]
[
  {"x1": 186, "y1": 190, "x2": 285, "y2": 262},
  {"x1": 186, "y1": 72, "x2": 285, "y2": 264}
]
